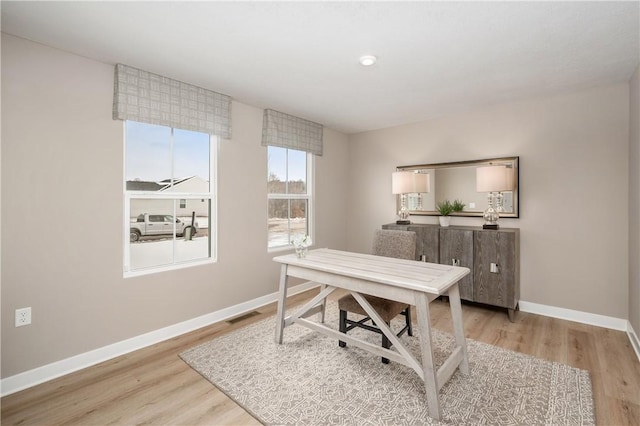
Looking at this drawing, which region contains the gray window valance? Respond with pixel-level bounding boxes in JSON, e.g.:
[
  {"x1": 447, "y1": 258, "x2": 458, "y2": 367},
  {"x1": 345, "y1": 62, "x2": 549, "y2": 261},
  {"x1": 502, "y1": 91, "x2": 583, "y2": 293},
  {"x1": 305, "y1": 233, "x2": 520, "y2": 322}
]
[
  {"x1": 261, "y1": 109, "x2": 323, "y2": 156},
  {"x1": 113, "y1": 64, "x2": 232, "y2": 139}
]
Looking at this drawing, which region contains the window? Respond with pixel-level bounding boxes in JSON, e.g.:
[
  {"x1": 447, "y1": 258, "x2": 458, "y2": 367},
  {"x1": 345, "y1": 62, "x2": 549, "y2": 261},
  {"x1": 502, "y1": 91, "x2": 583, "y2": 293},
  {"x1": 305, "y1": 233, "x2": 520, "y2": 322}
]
[
  {"x1": 124, "y1": 121, "x2": 216, "y2": 275},
  {"x1": 267, "y1": 146, "x2": 312, "y2": 249}
]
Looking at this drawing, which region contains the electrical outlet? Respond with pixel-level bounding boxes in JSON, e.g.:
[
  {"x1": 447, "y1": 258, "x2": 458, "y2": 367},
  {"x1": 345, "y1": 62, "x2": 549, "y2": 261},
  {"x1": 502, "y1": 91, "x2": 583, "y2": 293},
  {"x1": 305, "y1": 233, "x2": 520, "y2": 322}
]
[{"x1": 15, "y1": 307, "x2": 32, "y2": 327}]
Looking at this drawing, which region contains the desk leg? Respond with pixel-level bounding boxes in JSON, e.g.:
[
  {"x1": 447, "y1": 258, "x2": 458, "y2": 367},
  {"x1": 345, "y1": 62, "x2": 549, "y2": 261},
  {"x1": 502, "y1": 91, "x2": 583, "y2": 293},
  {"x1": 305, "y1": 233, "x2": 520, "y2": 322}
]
[
  {"x1": 319, "y1": 284, "x2": 327, "y2": 323},
  {"x1": 414, "y1": 292, "x2": 442, "y2": 421},
  {"x1": 448, "y1": 284, "x2": 469, "y2": 375},
  {"x1": 275, "y1": 264, "x2": 289, "y2": 344}
]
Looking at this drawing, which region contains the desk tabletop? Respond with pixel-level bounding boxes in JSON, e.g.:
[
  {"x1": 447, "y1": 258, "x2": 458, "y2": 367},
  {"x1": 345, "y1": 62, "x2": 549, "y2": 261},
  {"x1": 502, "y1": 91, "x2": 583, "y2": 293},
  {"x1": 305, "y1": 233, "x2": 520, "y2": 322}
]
[{"x1": 273, "y1": 248, "x2": 470, "y2": 295}]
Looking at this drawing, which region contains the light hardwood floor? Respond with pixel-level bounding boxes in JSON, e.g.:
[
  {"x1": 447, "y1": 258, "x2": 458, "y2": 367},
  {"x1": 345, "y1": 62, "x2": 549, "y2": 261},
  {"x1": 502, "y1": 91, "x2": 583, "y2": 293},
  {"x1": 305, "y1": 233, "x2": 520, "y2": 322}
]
[{"x1": 2, "y1": 289, "x2": 639, "y2": 425}]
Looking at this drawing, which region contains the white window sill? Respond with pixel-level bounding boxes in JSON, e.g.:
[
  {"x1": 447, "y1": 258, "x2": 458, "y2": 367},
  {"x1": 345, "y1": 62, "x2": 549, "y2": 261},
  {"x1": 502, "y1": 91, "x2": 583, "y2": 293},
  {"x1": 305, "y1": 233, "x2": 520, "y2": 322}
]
[
  {"x1": 268, "y1": 245, "x2": 315, "y2": 255},
  {"x1": 124, "y1": 257, "x2": 216, "y2": 278}
]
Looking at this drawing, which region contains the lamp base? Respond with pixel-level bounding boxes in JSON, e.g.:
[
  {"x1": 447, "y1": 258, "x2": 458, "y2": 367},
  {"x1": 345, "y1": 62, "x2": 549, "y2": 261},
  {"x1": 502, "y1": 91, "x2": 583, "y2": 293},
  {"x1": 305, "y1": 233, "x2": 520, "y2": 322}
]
[
  {"x1": 396, "y1": 220, "x2": 411, "y2": 225},
  {"x1": 482, "y1": 224, "x2": 499, "y2": 230}
]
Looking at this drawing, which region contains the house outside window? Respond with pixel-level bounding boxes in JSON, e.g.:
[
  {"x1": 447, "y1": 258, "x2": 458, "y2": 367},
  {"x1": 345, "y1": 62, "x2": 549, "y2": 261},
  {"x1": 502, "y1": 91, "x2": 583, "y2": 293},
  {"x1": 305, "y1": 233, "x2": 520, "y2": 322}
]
[
  {"x1": 267, "y1": 146, "x2": 312, "y2": 249},
  {"x1": 124, "y1": 121, "x2": 216, "y2": 275}
]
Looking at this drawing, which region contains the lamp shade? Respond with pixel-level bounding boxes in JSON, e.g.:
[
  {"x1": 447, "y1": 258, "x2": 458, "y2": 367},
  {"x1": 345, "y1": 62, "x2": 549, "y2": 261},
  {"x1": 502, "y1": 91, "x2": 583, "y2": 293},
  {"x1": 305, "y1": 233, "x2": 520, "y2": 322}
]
[
  {"x1": 392, "y1": 171, "x2": 430, "y2": 194},
  {"x1": 476, "y1": 165, "x2": 514, "y2": 192},
  {"x1": 413, "y1": 172, "x2": 430, "y2": 193}
]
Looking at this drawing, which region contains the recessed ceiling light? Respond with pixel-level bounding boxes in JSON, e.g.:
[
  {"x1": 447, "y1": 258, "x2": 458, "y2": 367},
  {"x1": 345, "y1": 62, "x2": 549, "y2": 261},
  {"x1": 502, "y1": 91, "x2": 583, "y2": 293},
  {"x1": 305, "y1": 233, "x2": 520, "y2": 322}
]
[{"x1": 359, "y1": 55, "x2": 377, "y2": 66}]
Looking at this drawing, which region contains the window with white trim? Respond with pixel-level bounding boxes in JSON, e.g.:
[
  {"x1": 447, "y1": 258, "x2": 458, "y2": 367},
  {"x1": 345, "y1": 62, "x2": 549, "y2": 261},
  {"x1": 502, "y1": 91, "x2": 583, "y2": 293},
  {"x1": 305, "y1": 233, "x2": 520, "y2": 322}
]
[
  {"x1": 124, "y1": 121, "x2": 216, "y2": 274},
  {"x1": 267, "y1": 146, "x2": 312, "y2": 249}
]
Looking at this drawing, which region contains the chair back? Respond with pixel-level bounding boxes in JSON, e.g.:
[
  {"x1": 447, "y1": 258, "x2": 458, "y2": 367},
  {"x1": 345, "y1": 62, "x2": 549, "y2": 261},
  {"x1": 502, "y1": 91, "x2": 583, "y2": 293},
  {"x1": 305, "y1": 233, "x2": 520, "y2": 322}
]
[{"x1": 372, "y1": 229, "x2": 417, "y2": 260}]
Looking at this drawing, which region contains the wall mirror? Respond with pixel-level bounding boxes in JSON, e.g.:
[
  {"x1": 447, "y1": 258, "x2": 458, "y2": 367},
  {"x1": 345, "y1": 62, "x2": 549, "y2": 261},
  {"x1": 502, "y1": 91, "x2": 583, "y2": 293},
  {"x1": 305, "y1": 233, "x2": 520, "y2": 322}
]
[{"x1": 396, "y1": 156, "x2": 519, "y2": 217}]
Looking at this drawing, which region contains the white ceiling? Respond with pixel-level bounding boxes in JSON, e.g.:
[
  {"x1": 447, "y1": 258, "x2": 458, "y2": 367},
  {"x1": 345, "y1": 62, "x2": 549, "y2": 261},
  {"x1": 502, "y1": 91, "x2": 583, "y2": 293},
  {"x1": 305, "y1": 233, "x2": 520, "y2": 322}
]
[{"x1": 2, "y1": 1, "x2": 639, "y2": 134}]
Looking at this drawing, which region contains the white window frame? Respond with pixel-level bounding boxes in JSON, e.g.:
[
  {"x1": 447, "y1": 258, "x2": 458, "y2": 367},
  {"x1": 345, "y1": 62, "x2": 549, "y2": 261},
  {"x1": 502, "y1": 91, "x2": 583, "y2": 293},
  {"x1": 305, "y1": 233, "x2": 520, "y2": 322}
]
[
  {"x1": 123, "y1": 122, "x2": 218, "y2": 277},
  {"x1": 267, "y1": 148, "x2": 314, "y2": 252}
]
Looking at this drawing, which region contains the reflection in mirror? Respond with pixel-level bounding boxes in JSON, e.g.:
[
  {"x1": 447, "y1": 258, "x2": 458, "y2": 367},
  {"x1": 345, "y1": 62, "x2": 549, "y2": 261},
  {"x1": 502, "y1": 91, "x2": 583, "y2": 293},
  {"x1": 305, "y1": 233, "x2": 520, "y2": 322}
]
[{"x1": 397, "y1": 157, "x2": 519, "y2": 218}]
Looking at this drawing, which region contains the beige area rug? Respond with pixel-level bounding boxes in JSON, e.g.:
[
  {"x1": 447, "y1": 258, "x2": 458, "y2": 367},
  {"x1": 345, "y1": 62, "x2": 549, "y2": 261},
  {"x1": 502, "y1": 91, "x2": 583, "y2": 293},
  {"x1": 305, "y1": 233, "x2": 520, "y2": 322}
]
[{"x1": 180, "y1": 302, "x2": 594, "y2": 425}]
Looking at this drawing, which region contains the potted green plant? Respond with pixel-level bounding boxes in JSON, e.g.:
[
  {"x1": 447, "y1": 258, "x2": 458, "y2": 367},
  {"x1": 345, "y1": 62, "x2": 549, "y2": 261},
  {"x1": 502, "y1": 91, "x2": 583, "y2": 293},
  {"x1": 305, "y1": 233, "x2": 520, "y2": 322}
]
[
  {"x1": 451, "y1": 199, "x2": 466, "y2": 213},
  {"x1": 436, "y1": 200, "x2": 454, "y2": 227},
  {"x1": 437, "y1": 199, "x2": 465, "y2": 227}
]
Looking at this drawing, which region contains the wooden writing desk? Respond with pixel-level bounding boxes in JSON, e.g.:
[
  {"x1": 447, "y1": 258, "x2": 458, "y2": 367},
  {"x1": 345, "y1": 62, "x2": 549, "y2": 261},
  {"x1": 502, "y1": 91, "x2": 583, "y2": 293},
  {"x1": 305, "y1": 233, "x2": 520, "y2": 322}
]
[{"x1": 273, "y1": 248, "x2": 470, "y2": 420}]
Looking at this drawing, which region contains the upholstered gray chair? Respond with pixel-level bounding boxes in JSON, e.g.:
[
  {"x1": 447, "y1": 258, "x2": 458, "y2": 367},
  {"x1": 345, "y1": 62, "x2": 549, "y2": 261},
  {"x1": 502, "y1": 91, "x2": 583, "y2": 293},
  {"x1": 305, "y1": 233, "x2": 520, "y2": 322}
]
[{"x1": 337, "y1": 229, "x2": 417, "y2": 363}]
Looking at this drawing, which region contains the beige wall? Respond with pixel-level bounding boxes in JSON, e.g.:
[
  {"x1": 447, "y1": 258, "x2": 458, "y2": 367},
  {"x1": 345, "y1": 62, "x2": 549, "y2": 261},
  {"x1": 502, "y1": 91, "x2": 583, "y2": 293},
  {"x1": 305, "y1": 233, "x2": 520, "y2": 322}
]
[
  {"x1": 630, "y1": 64, "x2": 640, "y2": 334},
  {"x1": 0, "y1": 35, "x2": 349, "y2": 378},
  {"x1": 348, "y1": 84, "x2": 630, "y2": 319}
]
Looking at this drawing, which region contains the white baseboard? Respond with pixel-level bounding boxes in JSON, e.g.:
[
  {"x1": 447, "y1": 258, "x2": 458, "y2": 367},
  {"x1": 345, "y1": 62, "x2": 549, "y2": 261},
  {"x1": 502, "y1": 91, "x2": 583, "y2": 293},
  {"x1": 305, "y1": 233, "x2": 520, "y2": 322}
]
[
  {"x1": 504, "y1": 301, "x2": 640, "y2": 362},
  {"x1": 519, "y1": 300, "x2": 628, "y2": 331},
  {"x1": 0, "y1": 281, "x2": 320, "y2": 397},
  {"x1": 628, "y1": 322, "x2": 640, "y2": 363}
]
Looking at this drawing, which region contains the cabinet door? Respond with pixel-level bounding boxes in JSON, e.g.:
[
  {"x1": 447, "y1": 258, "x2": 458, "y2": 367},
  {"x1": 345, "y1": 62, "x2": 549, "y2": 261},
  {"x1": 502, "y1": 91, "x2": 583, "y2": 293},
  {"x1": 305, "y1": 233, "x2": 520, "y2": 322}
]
[
  {"x1": 408, "y1": 225, "x2": 439, "y2": 263},
  {"x1": 439, "y1": 228, "x2": 474, "y2": 300},
  {"x1": 474, "y1": 230, "x2": 518, "y2": 309}
]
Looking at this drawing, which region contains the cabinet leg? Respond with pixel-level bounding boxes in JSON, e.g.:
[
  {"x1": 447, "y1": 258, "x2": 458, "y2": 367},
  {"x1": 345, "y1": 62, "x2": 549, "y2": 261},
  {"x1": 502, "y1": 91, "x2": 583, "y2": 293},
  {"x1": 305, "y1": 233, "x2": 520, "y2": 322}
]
[{"x1": 507, "y1": 303, "x2": 519, "y2": 322}]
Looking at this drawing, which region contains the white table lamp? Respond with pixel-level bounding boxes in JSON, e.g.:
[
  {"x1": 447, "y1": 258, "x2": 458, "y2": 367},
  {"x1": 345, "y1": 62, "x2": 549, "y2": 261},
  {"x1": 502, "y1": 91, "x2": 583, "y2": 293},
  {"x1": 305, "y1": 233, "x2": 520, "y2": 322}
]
[
  {"x1": 392, "y1": 171, "x2": 430, "y2": 224},
  {"x1": 476, "y1": 165, "x2": 514, "y2": 229}
]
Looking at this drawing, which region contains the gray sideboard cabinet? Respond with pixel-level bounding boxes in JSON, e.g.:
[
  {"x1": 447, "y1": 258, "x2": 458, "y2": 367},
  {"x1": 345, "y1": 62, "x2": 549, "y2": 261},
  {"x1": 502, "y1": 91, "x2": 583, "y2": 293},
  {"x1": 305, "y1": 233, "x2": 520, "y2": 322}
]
[{"x1": 382, "y1": 223, "x2": 520, "y2": 321}]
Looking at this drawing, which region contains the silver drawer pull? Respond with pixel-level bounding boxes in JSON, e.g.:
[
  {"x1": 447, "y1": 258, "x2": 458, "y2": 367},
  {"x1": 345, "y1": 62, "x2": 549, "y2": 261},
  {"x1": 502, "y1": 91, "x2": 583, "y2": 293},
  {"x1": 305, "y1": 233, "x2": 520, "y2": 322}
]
[
  {"x1": 452, "y1": 258, "x2": 460, "y2": 266},
  {"x1": 490, "y1": 263, "x2": 499, "y2": 273}
]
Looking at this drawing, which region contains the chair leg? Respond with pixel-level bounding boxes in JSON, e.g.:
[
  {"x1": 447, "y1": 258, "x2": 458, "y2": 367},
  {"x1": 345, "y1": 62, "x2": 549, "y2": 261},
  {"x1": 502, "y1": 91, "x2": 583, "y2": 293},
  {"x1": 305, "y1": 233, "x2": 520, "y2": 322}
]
[
  {"x1": 406, "y1": 306, "x2": 413, "y2": 337},
  {"x1": 381, "y1": 321, "x2": 391, "y2": 364},
  {"x1": 339, "y1": 309, "x2": 347, "y2": 348}
]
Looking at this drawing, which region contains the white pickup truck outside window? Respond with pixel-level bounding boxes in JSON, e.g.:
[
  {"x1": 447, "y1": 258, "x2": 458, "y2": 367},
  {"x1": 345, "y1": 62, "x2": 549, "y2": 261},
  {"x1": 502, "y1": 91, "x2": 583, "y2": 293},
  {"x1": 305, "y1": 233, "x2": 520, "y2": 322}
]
[{"x1": 124, "y1": 121, "x2": 217, "y2": 276}]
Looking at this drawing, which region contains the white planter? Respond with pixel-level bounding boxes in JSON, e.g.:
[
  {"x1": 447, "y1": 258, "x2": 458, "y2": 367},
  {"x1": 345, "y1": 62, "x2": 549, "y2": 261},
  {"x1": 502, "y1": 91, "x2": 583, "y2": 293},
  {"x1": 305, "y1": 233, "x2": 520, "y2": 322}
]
[{"x1": 439, "y1": 216, "x2": 451, "y2": 227}]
